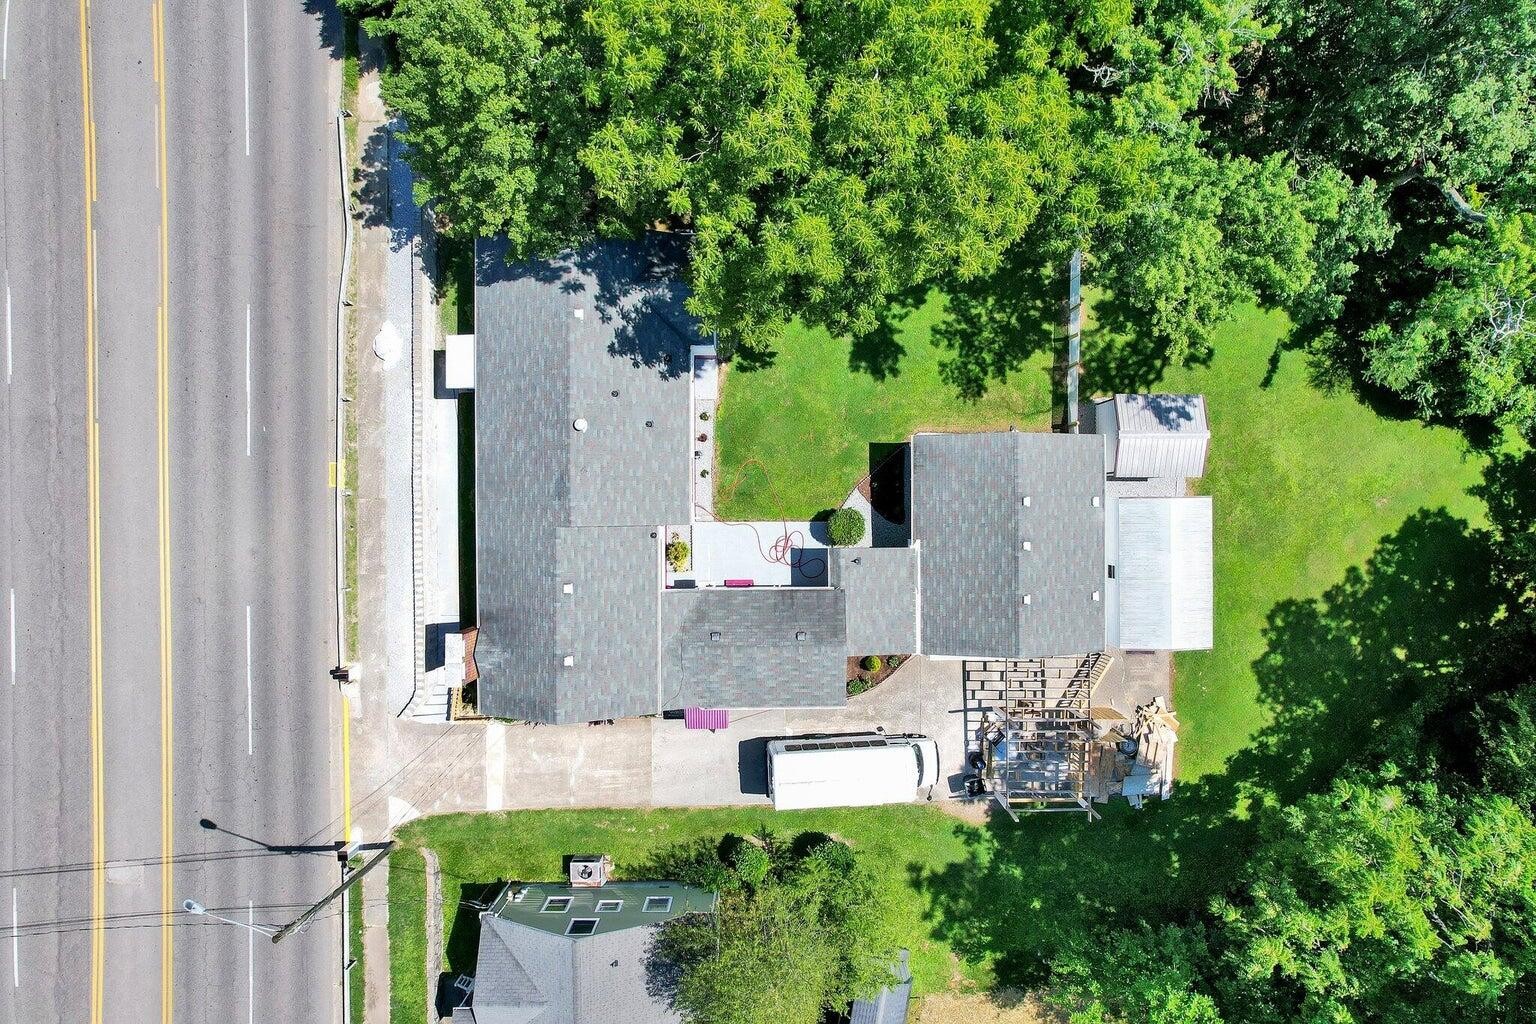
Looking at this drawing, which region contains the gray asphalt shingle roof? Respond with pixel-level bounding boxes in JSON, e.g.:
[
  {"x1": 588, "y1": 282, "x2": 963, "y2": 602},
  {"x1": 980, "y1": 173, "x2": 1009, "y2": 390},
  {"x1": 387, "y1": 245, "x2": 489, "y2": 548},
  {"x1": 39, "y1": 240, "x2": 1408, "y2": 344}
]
[
  {"x1": 466, "y1": 882, "x2": 716, "y2": 1024},
  {"x1": 830, "y1": 547, "x2": 921, "y2": 655},
  {"x1": 910, "y1": 431, "x2": 1106, "y2": 657},
  {"x1": 474, "y1": 237, "x2": 695, "y2": 723},
  {"x1": 659, "y1": 588, "x2": 848, "y2": 709}
]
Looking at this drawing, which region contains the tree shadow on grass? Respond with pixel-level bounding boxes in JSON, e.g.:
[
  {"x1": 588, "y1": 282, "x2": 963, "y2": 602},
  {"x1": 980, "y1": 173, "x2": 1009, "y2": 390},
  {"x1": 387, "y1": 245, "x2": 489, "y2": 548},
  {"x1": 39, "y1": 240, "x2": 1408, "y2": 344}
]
[
  {"x1": 931, "y1": 256, "x2": 1061, "y2": 402},
  {"x1": 915, "y1": 454, "x2": 1531, "y2": 988}
]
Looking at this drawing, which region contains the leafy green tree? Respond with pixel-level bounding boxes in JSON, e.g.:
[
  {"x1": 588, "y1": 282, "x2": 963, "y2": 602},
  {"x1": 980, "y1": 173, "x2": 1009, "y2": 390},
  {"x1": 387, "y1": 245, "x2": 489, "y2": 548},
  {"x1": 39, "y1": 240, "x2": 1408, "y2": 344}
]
[
  {"x1": 1049, "y1": 924, "x2": 1225, "y2": 1024},
  {"x1": 653, "y1": 832, "x2": 897, "y2": 1024},
  {"x1": 1362, "y1": 212, "x2": 1536, "y2": 432},
  {"x1": 1237, "y1": 0, "x2": 1536, "y2": 195},
  {"x1": 1215, "y1": 779, "x2": 1536, "y2": 1024}
]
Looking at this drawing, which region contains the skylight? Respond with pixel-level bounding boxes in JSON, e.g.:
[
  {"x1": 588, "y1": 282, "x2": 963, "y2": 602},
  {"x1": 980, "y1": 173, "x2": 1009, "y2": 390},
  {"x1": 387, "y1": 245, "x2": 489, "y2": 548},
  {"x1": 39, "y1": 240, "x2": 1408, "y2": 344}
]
[
  {"x1": 540, "y1": 896, "x2": 573, "y2": 913},
  {"x1": 642, "y1": 896, "x2": 673, "y2": 913},
  {"x1": 565, "y1": 918, "x2": 599, "y2": 936}
]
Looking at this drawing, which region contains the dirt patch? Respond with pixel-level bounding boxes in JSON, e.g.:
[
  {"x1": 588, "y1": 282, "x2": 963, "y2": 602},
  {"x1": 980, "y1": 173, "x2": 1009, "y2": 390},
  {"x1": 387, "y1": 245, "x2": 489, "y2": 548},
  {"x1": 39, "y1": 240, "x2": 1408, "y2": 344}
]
[{"x1": 916, "y1": 991, "x2": 1066, "y2": 1024}]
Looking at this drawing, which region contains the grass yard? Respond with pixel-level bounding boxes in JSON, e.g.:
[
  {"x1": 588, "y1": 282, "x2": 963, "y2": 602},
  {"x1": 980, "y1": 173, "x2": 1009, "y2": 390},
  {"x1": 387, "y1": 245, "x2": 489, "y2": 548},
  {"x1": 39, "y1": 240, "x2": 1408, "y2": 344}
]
[
  {"x1": 715, "y1": 297, "x2": 1488, "y2": 776},
  {"x1": 388, "y1": 806, "x2": 986, "y2": 1024},
  {"x1": 714, "y1": 292, "x2": 1054, "y2": 520},
  {"x1": 1102, "y1": 308, "x2": 1488, "y2": 775}
]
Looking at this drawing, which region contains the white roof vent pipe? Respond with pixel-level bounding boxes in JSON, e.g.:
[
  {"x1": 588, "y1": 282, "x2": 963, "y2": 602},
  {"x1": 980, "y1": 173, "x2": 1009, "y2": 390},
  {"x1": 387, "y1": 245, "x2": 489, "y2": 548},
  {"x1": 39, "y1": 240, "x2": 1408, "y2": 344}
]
[{"x1": 573, "y1": 418, "x2": 588, "y2": 432}]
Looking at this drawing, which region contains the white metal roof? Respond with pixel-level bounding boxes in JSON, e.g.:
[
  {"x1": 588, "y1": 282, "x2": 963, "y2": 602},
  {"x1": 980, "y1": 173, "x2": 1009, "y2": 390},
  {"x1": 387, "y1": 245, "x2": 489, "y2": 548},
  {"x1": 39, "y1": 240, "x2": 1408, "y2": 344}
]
[
  {"x1": 1112, "y1": 497, "x2": 1213, "y2": 650},
  {"x1": 768, "y1": 741, "x2": 927, "y2": 811},
  {"x1": 445, "y1": 333, "x2": 475, "y2": 389},
  {"x1": 1109, "y1": 394, "x2": 1209, "y2": 479}
]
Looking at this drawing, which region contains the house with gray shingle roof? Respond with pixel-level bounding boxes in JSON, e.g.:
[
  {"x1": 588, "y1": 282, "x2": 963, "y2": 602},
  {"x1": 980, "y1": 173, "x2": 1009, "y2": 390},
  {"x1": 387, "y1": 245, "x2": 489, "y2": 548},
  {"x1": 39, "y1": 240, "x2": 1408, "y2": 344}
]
[
  {"x1": 466, "y1": 235, "x2": 1214, "y2": 725},
  {"x1": 450, "y1": 879, "x2": 716, "y2": 1024}
]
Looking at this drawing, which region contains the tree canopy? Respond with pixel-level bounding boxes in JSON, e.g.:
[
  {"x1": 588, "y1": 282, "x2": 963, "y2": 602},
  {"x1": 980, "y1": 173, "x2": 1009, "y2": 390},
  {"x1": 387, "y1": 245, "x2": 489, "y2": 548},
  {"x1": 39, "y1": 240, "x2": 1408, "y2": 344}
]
[{"x1": 648, "y1": 830, "x2": 898, "y2": 1024}]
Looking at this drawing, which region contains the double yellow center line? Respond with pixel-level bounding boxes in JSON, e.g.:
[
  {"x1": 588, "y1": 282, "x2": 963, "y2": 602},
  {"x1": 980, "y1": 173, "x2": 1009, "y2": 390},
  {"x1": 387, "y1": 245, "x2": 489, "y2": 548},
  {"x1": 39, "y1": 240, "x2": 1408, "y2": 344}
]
[
  {"x1": 76, "y1": 1, "x2": 103, "y2": 1022},
  {"x1": 80, "y1": 3, "x2": 176, "y2": 1021}
]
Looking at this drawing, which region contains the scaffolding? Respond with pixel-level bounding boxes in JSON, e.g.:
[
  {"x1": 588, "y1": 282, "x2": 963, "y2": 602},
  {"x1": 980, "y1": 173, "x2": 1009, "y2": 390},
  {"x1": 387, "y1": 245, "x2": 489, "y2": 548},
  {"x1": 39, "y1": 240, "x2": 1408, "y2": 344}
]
[{"x1": 963, "y1": 655, "x2": 1115, "y2": 820}]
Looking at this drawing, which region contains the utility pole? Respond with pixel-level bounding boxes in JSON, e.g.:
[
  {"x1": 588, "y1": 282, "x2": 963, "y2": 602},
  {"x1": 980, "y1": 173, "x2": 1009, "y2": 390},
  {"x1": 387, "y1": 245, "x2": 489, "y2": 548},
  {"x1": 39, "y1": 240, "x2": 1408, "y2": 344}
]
[
  {"x1": 179, "y1": 841, "x2": 394, "y2": 945},
  {"x1": 271, "y1": 841, "x2": 395, "y2": 944}
]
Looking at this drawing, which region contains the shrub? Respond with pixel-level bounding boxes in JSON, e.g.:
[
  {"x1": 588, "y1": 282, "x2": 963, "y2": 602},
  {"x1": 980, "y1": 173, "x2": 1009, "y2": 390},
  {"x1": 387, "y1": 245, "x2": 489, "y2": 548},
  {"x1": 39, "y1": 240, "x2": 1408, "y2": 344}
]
[
  {"x1": 699, "y1": 410, "x2": 710, "y2": 422},
  {"x1": 888, "y1": 654, "x2": 903, "y2": 668},
  {"x1": 826, "y1": 507, "x2": 865, "y2": 546},
  {"x1": 847, "y1": 677, "x2": 871, "y2": 696},
  {"x1": 861, "y1": 655, "x2": 883, "y2": 672},
  {"x1": 666, "y1": 538, "x2": 690, "y2": 572}
]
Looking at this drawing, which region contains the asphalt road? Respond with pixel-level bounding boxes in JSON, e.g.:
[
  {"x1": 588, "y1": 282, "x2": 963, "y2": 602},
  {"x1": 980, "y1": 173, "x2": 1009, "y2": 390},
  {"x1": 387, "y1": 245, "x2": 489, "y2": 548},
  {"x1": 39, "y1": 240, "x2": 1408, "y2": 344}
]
[{"x1": 0, "y1": 1, "x2": 343, "y2": 1021}]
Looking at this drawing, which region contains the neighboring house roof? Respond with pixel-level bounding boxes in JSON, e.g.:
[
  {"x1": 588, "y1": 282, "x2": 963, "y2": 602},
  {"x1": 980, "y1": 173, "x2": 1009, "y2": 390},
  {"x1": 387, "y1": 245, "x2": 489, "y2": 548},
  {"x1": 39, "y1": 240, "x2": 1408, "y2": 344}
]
[
  {"x1": 659, "y1": 588, "x2": 848, "y2": 709},
  {"x1": 466, "y1": 882, "x2": 716, "y2": 1024},
  {"x1": 910, "y1": 432, "x2": 1106, "y2": 658},
  {"x1": 1097, "y1": 394, "x2": 1209, "y2": 479},
  {"x1": 830, "y1": 547, "x2": 921, "y2": 654},
  {"x1": 1110, "y1": 497, "x2": 1213, "y2": 650},
  {"x1": 850, "y1": 949, "x2": 913, "y2": 1024},
  {"x1": 473, "y1": 237, "x2": 695, "y2": 723}
]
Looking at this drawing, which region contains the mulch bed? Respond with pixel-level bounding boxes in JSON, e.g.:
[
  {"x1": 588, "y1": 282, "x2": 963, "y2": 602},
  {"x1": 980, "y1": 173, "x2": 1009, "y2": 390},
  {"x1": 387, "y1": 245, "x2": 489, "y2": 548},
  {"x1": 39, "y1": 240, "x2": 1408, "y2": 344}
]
[{"x1": 846, "y1": 654, "x2": 909, "y2": 696}]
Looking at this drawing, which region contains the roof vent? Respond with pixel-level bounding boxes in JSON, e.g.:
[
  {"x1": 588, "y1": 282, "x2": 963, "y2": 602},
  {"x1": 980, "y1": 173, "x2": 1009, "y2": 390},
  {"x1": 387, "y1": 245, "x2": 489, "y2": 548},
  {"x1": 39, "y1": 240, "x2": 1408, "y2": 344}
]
[
  {"x1": 1022, "y1": 541, "x2": 1032, "y2": 552},
  {"x1": 1021, "y1": 594, "x2": 1032, "y2": 605},
  {"x1": 645, "y1": 420, "x2": 653, "y2": 428},
  {"x1": 562, "y1": 582, "x2": 574, "y2": 595},
  {"x1": 1022, "y1": 495, "x2": 1032, "y2": 507},
  {"x1": 795, "y1": 631, "x2": 807, "y2": 641},
  {"x1": 573, "y1": 418, "x2": 588, "y2": 432},
  {"x1": 1092, "y1": 591, "x2": 1101, "y2": 602},
  {"x1": 562, "y1": 654, "x2": 575, "y2": 667},
  {"x1": 709, "y1": 631, "x2": 722, "y2": 642},
  {"x1": 573, "y1": 308, "x2": 585, "y2": 320},
  {"x1": 611, "y1": 390, "x2": 620, "y2": 398},
  {"x1": 1092, "y1": 495, "x2": 1102, "y2": 507}
]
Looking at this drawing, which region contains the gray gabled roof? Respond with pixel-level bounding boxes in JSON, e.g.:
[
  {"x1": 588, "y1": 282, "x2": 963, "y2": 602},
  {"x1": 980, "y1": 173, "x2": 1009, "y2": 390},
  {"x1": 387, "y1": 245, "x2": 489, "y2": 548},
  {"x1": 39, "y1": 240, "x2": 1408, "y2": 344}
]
[
  {"x1": 468, "y1": 882, "x2": 716, "y2": 1024},
  {"x1": 910, "y1": 432, "x2": 1106, "y2": 658},
  {"x1": 659, "y1": 588, "x2": 848, "y2": 709},
  {"x1": 830, "y1": 547, "x2": 921, "y2": 655},
  {"x1": 473, "y1": 237, "x2": 695, "y2": 723}
]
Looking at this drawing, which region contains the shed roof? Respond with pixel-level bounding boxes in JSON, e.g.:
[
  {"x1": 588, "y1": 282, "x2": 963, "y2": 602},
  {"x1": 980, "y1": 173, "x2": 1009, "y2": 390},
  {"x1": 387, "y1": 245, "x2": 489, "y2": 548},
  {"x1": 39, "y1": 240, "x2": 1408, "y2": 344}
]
[
  {"x1": 830, "y1": 547, "x2": 921, "y2": 655},
  {"x1": 1112, "y1": 497, "x2": 1213, "y2": 650},
  {"x1": 910, "y1": 432, "x2": 1106, "y2": 658},
  {"x1": 659, "y1": 588, "x2": 848, "y2": 710},
  {"x1": 473, "y1": 237, "x2": 695, "y2": 723},
  {"x1": 1104, "y1": 394, "x2": 1209, "y2": 479},
  {"x1": 850, "y1": 950, "x2": 913, "y2": 1024}
]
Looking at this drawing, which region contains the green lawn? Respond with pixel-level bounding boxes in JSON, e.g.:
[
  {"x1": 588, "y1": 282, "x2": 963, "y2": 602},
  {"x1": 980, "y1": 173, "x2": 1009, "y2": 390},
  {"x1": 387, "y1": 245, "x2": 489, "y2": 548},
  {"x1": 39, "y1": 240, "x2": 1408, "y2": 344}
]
[
  {"x1": 715, "y1": 298, "x2": 1487, "y2": 776},
  {"x1": 714, "y1": 292, "x2": 1054, "y2": 520},
  {"x1": 1115, "y1": 308, "x2": 1487, "y2": 775},
  {"x1": 388, "y1": 807, "x2": 986, "y2": 1024}
]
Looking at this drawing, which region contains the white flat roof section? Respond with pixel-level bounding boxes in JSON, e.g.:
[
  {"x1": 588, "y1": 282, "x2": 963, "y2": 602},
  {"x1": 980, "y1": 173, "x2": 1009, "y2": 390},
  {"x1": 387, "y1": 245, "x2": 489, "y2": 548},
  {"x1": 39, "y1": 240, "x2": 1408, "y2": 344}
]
[
  {"x1": 1113, "y1": 497, "x2": 1213, "y2": 651},
  {"x1": 1107, "y1": 394, "x2": 1209, "y2": 479},
  {"x1": 445, "y1": 333, "x2": 475, "y2": 390}
]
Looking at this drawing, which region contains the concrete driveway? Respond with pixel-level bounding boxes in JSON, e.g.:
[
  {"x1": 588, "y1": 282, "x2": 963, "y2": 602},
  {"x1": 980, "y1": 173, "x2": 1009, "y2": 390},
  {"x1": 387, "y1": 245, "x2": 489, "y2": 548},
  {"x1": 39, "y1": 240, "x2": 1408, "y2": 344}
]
[{"x1": 365, "y1": 656, "x2": 967, "y2": 826}]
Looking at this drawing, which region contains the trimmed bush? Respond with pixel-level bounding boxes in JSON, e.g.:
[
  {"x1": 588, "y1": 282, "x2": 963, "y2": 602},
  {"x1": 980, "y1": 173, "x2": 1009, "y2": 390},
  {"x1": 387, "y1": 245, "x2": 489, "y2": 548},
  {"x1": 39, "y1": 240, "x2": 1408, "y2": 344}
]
[
  {"x1": 847, "y1": 678, "x2": 871, "y2": 696},
  {"x1": 861, "y1": 655, "x2": 883, "y2": 672},
  {"x1": 666, "y1": 538, "x2": 690, "y2": 572},
  {"x1": 826, "y1": 507, "x2": 865, "y2": 546}
]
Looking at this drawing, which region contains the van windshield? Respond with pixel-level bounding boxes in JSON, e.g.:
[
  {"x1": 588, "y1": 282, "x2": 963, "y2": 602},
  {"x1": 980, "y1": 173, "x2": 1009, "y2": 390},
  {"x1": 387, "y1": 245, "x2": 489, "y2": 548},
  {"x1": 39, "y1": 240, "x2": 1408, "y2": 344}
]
[{"x1": 912, "y1": 743, "x2": 925, "y2": 783}]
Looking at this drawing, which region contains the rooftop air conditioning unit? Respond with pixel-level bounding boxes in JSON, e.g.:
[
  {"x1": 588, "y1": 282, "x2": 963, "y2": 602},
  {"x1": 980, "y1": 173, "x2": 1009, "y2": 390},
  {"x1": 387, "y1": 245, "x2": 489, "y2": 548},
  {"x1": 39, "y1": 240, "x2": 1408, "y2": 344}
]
[{"x1": 568, "y1": 855, "x2": 612, "y2": 888}]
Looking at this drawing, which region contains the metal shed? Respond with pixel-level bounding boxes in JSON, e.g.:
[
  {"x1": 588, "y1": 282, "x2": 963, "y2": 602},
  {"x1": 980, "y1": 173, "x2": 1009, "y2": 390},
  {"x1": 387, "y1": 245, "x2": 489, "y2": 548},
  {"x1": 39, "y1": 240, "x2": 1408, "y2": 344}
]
[{"x1": 1095, "y1": 394, "x2": 1209, "y2": 479}]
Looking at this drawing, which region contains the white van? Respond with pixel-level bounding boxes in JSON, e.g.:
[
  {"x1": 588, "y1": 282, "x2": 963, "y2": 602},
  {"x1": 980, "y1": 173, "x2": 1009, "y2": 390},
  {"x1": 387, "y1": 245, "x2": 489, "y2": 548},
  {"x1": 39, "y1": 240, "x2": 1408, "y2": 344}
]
[{"x1": 765, "y1": 733, "x2": 941, "y2": 811}]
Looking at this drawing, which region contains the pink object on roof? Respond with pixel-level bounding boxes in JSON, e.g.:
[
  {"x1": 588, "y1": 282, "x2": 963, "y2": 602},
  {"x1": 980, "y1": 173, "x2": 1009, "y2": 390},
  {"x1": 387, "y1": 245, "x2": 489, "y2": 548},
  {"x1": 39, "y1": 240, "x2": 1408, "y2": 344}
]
[
  {"x1": 684, "y1": 707, "x2": 729, "y2": 730},
  {"x1": 723, "y1": 578, "x2": 754, "y2": 588}
]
